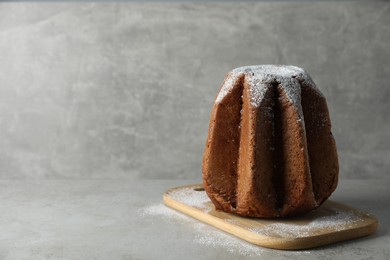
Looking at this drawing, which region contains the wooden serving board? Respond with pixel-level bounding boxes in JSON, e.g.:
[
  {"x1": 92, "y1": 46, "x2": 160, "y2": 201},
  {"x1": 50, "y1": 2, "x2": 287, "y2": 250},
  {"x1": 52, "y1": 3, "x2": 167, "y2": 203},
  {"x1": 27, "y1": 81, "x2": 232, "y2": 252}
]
[{"x1": 163, "y1": 184, "x2": 378, "y2": 250}]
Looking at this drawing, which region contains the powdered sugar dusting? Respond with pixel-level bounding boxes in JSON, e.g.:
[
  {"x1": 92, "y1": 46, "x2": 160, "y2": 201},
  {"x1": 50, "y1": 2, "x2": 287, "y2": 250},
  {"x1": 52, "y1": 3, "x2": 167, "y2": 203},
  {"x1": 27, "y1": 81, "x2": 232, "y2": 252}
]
[
  {"x1": 215, "y1": 65, "x2": 313, "y2": 108},
  {"x1": 137, "y1": 203, "x2": 266, "y2": 256},
  {"x1": 215, "y1": 71, "x2": 243, "y2": 103},
  {"x1": 194, "y1": 225, "x2": 311, "y2": 257},
  {"x1": 137, "y1": 203, "x2": 188, "y2": 220},
  {"x1": 278, "y1": 76, "x2": 302, "y2": 108},
  {"x1": 168, "y1": 188, "x2": 211, "y2": 212},
  {"x1": 250, "y1": 208, "x2": 362, "y2": 238},
  {"x1": 224, "y1": 218, "x2": 240, "y2": 225},
  {"x1": 194, "y1": 225, "x2": 266, "y2": 257},
  {"x1": 138, "y1": 186, "x2": 371, "y2": 257},
  {"x1": 248, "y1": 81, "x2": 269, "y2": 107},
  {"x1": 138, "y1": 202, "x2": 311, "y2": 257}
]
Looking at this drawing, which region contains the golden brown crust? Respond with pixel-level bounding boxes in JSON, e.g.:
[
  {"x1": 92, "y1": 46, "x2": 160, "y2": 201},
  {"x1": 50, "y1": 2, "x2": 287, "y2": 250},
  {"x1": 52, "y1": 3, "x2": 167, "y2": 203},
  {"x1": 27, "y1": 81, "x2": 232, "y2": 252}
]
[
  {"x1": 277, "y1": 85, "x2": 316, "y2": 217},
  {"x1": 236, "y1": 82, "x2": 279, "y2": 217},
  {"x1": 202, "y1": 74, "x2": 244, "y2": 212},
  {"x1": 301, "y1": 81, "x2": 339, "y2": 205}
]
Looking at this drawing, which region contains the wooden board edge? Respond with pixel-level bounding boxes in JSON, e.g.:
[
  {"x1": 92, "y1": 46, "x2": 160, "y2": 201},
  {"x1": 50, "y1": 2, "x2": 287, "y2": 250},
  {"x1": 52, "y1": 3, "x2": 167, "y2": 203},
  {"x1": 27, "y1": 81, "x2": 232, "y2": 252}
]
[
  {"x1": 163, "y1": 191, "x2": 307, "y2": 249},
  {"x1": 163, "y1": 194, "x2": 283, "y2": 248},
  {"x1": 264, "y1": 218, "x2": 379, "y2": 250},
  {"x1": 163, "y1": 184, "x2": 379, "y2": 250}
]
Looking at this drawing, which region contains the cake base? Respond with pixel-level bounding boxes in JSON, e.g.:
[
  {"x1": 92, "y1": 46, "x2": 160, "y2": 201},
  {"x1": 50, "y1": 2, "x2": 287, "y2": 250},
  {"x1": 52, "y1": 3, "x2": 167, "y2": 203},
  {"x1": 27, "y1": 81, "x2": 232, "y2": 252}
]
[{"x1": 163, "y1": 184, "x2": 378, "y2": 250}]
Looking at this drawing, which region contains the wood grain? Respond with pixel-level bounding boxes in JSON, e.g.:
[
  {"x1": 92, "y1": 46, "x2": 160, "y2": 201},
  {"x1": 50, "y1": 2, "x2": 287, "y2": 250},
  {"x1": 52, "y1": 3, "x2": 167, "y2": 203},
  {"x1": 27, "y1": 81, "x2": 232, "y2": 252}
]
[{"x1": 163, "y1": 184, "x2": 378, "y2": 250}]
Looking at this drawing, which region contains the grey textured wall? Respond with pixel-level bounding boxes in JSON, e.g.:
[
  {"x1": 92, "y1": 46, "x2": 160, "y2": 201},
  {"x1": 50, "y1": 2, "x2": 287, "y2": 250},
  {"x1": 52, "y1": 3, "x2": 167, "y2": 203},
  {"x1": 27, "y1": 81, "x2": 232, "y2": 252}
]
[{"x1": 0, "y1": 3, "x2": 389, "y2": 179}]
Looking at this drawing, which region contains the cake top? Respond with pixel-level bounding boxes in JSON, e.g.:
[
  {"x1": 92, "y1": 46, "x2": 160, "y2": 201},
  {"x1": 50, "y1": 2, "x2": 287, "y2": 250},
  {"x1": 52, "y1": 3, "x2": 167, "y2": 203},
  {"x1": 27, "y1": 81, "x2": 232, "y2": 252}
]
[{"x1": 215, "y1": 65, "x2": 317, "y2": 108}]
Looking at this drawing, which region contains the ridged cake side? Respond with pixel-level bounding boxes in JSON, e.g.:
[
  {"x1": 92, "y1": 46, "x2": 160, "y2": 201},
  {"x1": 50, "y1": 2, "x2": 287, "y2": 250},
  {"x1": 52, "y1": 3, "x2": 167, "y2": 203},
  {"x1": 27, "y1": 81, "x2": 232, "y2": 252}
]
[{"x1": 202, "y1": 65, "x2": 339, "y2": 218}]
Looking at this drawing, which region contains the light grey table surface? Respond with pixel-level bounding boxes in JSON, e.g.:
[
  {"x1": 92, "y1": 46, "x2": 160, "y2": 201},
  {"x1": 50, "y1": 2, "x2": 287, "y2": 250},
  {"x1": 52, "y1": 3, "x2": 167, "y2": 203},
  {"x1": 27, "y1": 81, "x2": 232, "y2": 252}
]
[{"x1": 0, "y1": 179, "x2": 389, "y2": 260}]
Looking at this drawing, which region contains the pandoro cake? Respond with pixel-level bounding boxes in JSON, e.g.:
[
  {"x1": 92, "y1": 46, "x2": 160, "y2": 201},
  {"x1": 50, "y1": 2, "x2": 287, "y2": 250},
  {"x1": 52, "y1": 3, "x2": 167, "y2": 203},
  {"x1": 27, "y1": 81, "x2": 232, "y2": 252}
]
[{"x1": 202, "y1": 65, "x2": 339, "y2": 218}]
